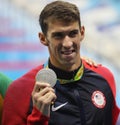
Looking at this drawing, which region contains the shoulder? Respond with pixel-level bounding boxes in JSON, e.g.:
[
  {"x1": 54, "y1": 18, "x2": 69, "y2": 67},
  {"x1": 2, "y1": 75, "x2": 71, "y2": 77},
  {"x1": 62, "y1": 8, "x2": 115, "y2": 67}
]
[
  {"x1": 83, "y1": 60, "x2": 116, "y2": 97},
  {"x1": 6, "y1": 64, "x2": 44, "y2": 97},
  {"x1": 2, "y1": 64, "x2": 44, "y2": 124},
  {"x1": 82, "y1": 59, "x2": 114, "y2": 79},
  {"x1": 5, "y1": 65, "x2": 43, "y2": 98}
]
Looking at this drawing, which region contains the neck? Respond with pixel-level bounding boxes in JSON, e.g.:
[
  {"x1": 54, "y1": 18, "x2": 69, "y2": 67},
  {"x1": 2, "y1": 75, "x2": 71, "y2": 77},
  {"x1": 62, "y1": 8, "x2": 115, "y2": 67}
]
[
  {"x1": 49, "y1": 59, "x2": 82, "y2": 72},
  {"x1": 47, "y1": 59, "x2": 84, "y2": 83}
]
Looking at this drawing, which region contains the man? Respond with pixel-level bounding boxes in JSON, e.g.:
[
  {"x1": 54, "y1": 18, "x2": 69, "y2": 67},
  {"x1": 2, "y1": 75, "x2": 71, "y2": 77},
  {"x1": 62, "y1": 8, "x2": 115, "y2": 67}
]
[{"x1": 2, "y1": 1, "x2": 119, "y2": 125}]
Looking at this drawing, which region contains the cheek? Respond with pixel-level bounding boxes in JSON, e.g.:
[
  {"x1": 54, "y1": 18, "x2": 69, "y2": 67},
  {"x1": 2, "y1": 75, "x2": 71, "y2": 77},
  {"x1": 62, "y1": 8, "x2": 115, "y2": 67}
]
[
  {"x1": 49, "y1": 43, "x2": 57, "y2": 54},
  {"x1": 74, "y1": 39, "x2": 81, "y2": 48}
]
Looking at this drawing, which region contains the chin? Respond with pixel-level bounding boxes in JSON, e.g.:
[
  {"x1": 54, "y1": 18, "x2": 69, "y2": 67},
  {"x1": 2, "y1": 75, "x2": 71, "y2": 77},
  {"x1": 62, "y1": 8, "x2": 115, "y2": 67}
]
[{"x1": 63, "y1": 61, "x2": 75, "y2": 66}]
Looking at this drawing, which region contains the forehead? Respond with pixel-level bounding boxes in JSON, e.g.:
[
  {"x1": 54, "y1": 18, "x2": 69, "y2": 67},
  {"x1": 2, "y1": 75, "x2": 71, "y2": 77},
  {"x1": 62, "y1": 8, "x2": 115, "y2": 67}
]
[{"x1": 47, "y1": 20, "x2": 80, "y2": 33}]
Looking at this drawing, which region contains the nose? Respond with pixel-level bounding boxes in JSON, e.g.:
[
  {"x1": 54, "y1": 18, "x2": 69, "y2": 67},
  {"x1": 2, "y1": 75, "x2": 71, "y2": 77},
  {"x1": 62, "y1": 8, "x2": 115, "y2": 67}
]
[{"x1": 62, "y1": 35, "x2": 73, "y2": 48}]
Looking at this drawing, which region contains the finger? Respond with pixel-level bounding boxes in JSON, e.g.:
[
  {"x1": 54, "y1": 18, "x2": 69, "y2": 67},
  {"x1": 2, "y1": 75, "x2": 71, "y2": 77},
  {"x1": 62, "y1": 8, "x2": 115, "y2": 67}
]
[
  {"x1": 32, "y1": 87, "x2": 55, "y2": 106},
  {"x1": 40, "y1": 87, "x2": 55, "y2": 96},
  {"x1": 33, "y1": 82, "x2": 51, "y2": 93},
  {"x1": 86, "y1": 58, "x2": 98, "y2": 67},
  {"x1": 35, "y1": 90, "x2": 56, "y2": 112},
  {"x1": 32, "y1": 87, "x2": 51, "y2": 102},
  {"x1": 37, "y1": 91, "x2": 57, "y2": 106},
  {"x1": 82, "y1": 56, "x2": 100, "y2": 67},
  {"x1": 40, "y1": 92, "x2": 57, "y2": 113}
]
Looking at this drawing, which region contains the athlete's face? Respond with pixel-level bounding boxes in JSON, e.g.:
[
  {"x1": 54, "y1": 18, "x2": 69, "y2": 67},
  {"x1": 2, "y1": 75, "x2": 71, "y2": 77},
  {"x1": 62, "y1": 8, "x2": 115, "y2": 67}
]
[{"x1": 39, "y1": 21, "x2": 85, "y2": 71}]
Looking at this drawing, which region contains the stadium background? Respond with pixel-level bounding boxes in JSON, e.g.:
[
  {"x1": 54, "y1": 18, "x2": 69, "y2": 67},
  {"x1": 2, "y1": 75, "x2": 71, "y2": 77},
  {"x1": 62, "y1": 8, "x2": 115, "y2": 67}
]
[{"x1": 0, "y1": 0, "x2": 120, "y2": 107}]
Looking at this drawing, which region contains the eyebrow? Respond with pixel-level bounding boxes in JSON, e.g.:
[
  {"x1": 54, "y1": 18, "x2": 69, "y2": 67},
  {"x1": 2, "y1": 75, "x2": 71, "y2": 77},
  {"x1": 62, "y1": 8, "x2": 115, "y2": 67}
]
[{"x1": 52, "y1": 29, "x2": 79, "y2": 37}]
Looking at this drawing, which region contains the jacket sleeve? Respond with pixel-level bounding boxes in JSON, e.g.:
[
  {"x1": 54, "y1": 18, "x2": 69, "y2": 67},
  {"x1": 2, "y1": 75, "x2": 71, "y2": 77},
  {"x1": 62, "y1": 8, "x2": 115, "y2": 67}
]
[
  {"x1": 2, "y1": 75, "x2": 49, "y2": 125},
  {"x1": 27, "y1": 107, "x2": 49, "y2": 125}
]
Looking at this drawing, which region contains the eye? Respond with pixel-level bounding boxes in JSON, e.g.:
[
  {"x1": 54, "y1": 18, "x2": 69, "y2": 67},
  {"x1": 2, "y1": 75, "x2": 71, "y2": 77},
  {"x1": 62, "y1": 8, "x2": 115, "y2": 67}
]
[
  {"x1": 52, "y1": 32, "x2": 64, "y2": 39},
  {"x1": 69, "y1": 30, "x2": 78, "y2": 37}
]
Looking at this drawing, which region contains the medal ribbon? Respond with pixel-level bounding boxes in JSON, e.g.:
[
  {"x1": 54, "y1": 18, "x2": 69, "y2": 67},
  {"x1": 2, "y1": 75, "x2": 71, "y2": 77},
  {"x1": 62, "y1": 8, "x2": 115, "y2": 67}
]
[{"x1": 44, "y1": 61, "x2": 84, "y2": 84}]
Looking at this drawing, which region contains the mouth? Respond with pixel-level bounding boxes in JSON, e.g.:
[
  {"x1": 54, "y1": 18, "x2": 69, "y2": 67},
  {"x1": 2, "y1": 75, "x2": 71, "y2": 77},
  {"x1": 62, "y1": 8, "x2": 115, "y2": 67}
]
[{"x1": 61, "y1": 50, "x2": 75, "y2": 55}]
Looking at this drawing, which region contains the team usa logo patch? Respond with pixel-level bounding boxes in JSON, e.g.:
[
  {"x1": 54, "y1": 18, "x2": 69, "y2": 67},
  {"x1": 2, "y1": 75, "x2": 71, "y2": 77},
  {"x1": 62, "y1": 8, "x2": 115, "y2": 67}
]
[{"x1": 91, "y1": 90, "x2": 106, "y2": 108}]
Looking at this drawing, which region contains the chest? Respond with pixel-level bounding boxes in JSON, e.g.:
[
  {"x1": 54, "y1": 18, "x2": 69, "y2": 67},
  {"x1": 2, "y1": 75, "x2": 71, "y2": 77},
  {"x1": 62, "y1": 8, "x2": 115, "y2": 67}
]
[{"x1": 49, "y1": 76, "x2": 113, "y2": 125}]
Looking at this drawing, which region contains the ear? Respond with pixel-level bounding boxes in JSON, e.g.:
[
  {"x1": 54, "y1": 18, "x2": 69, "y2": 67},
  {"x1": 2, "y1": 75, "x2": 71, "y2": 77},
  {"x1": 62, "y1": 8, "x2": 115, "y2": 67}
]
[
  {"x1": 38, "y1": 32, "x2": 48, "y2": 46},
  {"x1": 80, "y1": 26, "x2": 85, "y2": 41}
]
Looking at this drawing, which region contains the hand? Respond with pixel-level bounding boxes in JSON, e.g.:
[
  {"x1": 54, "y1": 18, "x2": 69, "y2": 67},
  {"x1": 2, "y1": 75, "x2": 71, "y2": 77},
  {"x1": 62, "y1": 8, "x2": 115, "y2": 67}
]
[
  {"x1": 32, "y1": 82, "x2": 57, "y2": 116},
  {"x1": 82, "y1": 56, "x2": 101, "y2": 67}
]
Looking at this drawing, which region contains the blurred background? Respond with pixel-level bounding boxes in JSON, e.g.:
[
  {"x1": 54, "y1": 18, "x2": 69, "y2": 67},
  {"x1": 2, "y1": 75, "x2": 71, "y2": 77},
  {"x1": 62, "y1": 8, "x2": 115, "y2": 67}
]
[{"x1": 0, "y1": 0, "x2": 120, "y2": 107}]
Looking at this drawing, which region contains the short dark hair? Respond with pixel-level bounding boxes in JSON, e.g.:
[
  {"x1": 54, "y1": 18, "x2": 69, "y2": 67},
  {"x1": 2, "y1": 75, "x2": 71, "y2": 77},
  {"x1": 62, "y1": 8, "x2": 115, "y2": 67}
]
[{"x1": 39, "y1": 1, "x2": 81, "y2": 35}]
